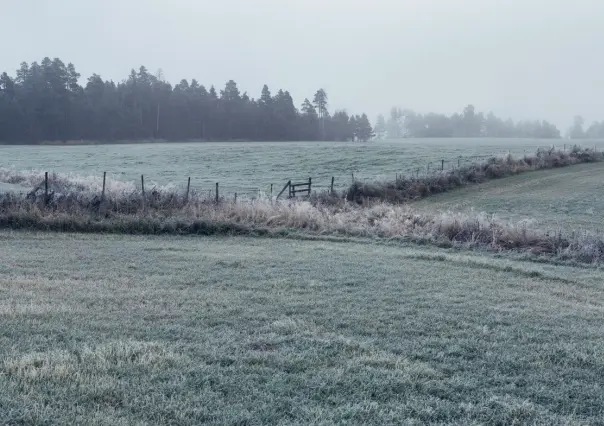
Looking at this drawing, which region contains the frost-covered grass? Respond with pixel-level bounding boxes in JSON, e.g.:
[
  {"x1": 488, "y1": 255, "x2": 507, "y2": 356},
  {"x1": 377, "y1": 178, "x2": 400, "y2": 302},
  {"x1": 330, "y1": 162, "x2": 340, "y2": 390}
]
[
  {"x1": 1, "y1": 185, "x2": 604, "y2": 263},
  {"x1": 0, "y1": 138, "x2": 583, "y2": 194},
  {"x1": 1, "y1": 233, "x2": 603, "y2": 424},
  {"x1": 415, "y1": 161, "x2": 604, "y2": 231},
  {"x1": 346, "y1": 147, "x2": 603, "y2": 203}
]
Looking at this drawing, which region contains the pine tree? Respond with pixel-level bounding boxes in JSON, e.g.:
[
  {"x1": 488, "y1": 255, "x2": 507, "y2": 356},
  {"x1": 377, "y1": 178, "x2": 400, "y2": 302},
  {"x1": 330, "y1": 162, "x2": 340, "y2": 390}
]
[
  {"x1": 0, "y1": 57, "x2": 395, "y2": 143},
  {"x1": 313, "y1": 89, "x2": 328, "y2": 140},
  {"x1": 349, "y1": 115, "x2": 357, "y2": 142},
  {"x1": 300, "y1": 98, "x2": 319, "y2": 141},
  {"x1": 356, "y1": 114, "x2": 374, "y2": 142},
  {"x1": 374, "y1": 114, "x2": 386, "y2": 139}
]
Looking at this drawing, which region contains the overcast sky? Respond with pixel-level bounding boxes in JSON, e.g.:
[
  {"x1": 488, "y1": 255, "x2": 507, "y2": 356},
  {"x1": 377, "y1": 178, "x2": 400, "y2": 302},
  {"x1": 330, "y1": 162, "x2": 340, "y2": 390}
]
[{"x1": 1, "y1": 0, "x2": 603, "y2": 129}]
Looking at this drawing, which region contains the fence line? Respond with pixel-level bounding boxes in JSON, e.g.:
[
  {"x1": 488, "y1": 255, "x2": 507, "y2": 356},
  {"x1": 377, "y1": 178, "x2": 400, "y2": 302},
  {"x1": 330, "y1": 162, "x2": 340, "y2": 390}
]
[{"x1": 6, "y1": 144, "x2": 592, "y2": 204}]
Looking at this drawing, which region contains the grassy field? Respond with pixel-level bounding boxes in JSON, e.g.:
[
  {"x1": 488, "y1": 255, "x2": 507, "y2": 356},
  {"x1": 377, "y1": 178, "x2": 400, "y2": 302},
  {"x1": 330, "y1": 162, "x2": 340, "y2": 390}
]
[
  {"x1": 415, "y1": 161, "x2": 604, "y2": 231},
  {"x1": 1, "y1": 138, "x2": 595, "y2": 196},
  {"x1": 1, "y1": 232, "x2": 604, "y2": 424}
]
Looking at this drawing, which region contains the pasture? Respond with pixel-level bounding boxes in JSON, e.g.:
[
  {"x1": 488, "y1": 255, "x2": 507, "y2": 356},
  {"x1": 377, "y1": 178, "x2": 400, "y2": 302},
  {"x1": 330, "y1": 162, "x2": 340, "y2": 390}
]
[
  {"x1": 2, "y1": 139, "x2": 604, "y2": 424},
  {"x1": 0, "y1": 138, "x2": 594, "y2": 195},
  {"x1": 415, "y1": 161, "x2": 604, "y2": 231},
  {"x1": 1, "y1": 232, "x2": 604, "y2": 425}
]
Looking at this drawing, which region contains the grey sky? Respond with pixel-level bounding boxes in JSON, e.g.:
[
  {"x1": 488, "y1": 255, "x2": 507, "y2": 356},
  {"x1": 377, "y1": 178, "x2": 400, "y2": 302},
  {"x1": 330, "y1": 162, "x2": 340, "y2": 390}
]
[{"x1": 2, "y1": 0, "x2": 603, "y2": 129}]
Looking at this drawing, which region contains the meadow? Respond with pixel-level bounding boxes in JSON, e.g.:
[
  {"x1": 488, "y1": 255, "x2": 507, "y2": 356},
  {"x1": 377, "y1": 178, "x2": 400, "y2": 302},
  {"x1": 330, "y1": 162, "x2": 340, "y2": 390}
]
[
  {"x1": 415, "y1": 161, "x2": 604, "y2": 231},
  {"x1": 2, "y1": 139, "x2": 604, "y2": 424},
  {"x1": 1, "y1": 232, "x2": 604, "y2": 425},
  {"x1": 1, "y1": 138, "x2": 595, "y2": 196}
]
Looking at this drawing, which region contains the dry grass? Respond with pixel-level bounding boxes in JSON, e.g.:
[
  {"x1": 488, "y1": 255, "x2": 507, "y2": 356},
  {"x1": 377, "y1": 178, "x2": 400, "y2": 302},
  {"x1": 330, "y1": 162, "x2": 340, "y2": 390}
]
[
  {"x1": 1, "y1": 194, "x2": 603, "y2": 263},
  {"x1": 1, "y1": 146, "x2": 603, "y2": 263},
  {"x1": 4, "y1": 341, "x2": 182, "y2": 381}
]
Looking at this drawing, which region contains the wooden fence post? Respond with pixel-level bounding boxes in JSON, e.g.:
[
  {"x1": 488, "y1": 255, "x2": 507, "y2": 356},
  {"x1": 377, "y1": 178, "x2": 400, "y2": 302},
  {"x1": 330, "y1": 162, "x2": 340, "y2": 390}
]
[
  {"x1": 458, "y1": 157, "x2": 460, "y2": 168},
  {"x1": 141, "y1": 174, "x2": 145, "y2": 210},
  {"x1": 270, "y1": 183, "x2": 273, "y2": 198},
  {"x1": 351, "y1": 172, "x2": 354, "y2": 183},
  {"x1": 331, "y1": 176, "x2": 335, "y2": 194},
  {"x1": 441, "y1": 159, "x2": 444, "y2": 171},
  {"x1": 44, "y1": 172, "x2": 48, "y2": 205},
  {"x1": 101, "y1": 172, "x2": 106, "y2": 202},
  {"x1": 276, "y1": 180, "x2": 291, "y2": 200},
  {"x1": 234, "y1": 192, "x2": 237, "y2": 203},
  {"x1": 185, "y1": 177, "x2": 191, "y2": 202},
  {"x1": 308, "y1": 177, "x2": 312, "y2": 195},
  {"x1": 215, "y1": 182, "x2": 219, "y2": 202}
]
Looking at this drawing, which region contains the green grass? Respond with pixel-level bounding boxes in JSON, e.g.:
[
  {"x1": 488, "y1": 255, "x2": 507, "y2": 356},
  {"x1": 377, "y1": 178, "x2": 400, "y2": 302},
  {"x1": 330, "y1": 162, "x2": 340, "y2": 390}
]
[
  {"x1": 415, "y1": 161, "x2": 604, "y2": 231},
  {"x1": 1, "y1": 232, "x2": 604, "y2": 424}
]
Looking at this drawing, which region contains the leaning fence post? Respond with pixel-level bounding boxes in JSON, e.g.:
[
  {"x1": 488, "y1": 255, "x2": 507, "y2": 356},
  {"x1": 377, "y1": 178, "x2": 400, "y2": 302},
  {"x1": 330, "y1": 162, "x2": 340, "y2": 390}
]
[
  {"x1": 215, "y1": 182, "x2": 219, "y2": 202},
  {"x1": 276, "y1": 180, "x2": 291, "y2": 200},
  {"x1": 331, "y1": 176, "x2": 335, "y2": 194},
  {"x1": 185, "y1": 177, "x2": 191, "y2": 202},
  {"x1": 101, "y1": 172, "x2": 106, "y2": 202},
  {"x1": 44, "y1": 172, "x2": 48, "y2": 205}
]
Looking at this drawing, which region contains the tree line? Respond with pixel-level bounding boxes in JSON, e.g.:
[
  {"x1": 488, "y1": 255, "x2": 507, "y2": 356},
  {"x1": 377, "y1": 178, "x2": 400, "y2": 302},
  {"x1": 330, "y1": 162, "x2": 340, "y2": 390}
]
[
  {"x1": 0, "y1": 57, "x2": 375, "y2": 144},
  {"x1": 375, "y1": 106, "x2": 562, "y2": 139},
  {"x1": 567, "y1": 115, "x2": 604, "y2": 139}
]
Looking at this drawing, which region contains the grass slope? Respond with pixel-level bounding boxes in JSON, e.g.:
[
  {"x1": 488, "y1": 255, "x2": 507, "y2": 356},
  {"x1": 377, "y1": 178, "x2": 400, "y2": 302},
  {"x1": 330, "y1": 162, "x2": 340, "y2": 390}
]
[
  {"x1": 416, "y1": 161, "x2": 604, "y2": 231},
  {"x1": 1, "y1": 232, "x2": 604, "y2": 424}
]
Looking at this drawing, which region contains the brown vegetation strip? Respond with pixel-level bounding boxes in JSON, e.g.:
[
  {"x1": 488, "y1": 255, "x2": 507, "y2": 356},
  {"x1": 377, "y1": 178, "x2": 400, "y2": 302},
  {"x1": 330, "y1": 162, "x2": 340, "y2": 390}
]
[{"x1": 1, "y1": 147, "x2": 603, "y2": 264}]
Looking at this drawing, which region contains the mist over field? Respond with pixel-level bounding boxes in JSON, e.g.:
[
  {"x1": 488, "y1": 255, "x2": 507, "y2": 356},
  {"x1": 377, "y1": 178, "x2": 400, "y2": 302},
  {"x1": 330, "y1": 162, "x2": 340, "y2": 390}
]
[
  {"x1": 2, "y1": 0, "x2": 604, "y2": 132},
  {"x1": 3, "y1": 2, "x2": 604, "y2": 425}
]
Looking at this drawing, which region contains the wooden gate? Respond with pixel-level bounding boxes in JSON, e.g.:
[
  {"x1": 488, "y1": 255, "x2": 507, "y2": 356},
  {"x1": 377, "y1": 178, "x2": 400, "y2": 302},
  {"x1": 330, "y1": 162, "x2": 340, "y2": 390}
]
[{"x1": 276, "y1": 178, "x2": 312, "y2": 199}]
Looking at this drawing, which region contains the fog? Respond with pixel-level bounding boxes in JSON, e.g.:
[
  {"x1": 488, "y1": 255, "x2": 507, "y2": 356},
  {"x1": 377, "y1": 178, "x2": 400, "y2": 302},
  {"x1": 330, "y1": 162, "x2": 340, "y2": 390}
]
[{"x1": 2, "y1": 0, "x2": 603, "y2": 129}]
